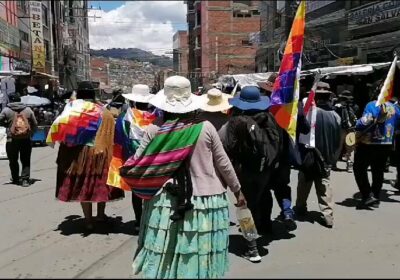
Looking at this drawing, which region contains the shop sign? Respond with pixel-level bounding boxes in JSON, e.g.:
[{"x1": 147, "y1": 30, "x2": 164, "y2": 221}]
[
  {"x1": 348, "y1": 0, "x2": 400, "y2": 30},
  {"x1": 337, "y1": 57, "x2": 354, "y2": 65},
  {"x1": 0, "y1": 55, "x2": 10, "y2": 71},
  {"x1": 13, "y1": 59, "x2": 31, "y2": 72},
  {"x1": 29, "y1": 1, "x2": 45, "y2": 71}
]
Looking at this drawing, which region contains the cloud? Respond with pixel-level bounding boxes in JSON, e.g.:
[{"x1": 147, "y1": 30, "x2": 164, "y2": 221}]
[{"x1": 88, "y1": 1, "x2": 187, "y2": 55}]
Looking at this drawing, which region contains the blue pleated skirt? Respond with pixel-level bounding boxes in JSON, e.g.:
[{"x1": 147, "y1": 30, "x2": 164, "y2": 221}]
[{"x1": 132, "y1": 190, "x2": 230, "y2": 279}]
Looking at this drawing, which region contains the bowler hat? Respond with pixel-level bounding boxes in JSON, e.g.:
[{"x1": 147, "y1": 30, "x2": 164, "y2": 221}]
[{"x1": 76, "y1": 81, "x2": 96, "y2": 100}]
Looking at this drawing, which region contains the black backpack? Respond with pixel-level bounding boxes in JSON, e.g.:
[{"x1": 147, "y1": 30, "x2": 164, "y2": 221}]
[{"x1": 228, "y1": 112, "x2": 282, "y2": 172}]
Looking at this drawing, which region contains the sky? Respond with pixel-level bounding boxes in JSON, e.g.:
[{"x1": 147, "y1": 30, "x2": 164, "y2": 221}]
[{"x1": 88, "y1": 1, "x2": 187, "y2": 56}]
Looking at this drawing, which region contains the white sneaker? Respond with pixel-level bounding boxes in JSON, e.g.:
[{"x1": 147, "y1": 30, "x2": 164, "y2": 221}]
[{"x1": 243, "y1": 249, "x2": 262, "y2": 263}]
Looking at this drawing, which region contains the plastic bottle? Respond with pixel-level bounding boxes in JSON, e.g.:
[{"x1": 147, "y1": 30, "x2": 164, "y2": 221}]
[{"x1": 236, "y1": 206, "x2": 258, "y2": 241}]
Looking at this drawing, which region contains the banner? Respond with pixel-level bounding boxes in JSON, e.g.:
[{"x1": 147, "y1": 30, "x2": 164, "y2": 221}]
[
  {"x1": 29, "y1": 1, "x2": 45, "y2": 71},
  {"x1": 299, "y1": 75, "x2": 321, "y2": 148}
]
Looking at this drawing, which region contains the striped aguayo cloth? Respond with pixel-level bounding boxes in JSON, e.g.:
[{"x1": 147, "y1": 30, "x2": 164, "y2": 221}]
[{"x1": 120, "y1": 119, "x2": 203, "y2": 200}]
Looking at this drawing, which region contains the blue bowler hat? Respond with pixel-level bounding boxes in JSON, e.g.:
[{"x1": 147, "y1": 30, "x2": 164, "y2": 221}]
[{"x1": 229, "y1": 86, "x2": 271, "y2": 111}]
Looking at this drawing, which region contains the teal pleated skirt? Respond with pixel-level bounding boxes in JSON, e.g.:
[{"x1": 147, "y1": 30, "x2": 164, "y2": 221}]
[{"x1": 132, "y1": 190, "x2": 230, "y2": 279}]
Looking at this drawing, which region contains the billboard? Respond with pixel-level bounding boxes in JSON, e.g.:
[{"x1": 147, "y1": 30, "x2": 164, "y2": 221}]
[
  {"x1": 29, "y1": 1, "x2": 45, "y2": 71},
  {"x1": 348, "y1": 0, "x2": 400, "y2": 30}
]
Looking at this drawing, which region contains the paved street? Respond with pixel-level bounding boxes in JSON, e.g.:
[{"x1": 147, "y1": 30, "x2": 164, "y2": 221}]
[{"x1": 1, "y1": 146, "x2": 400, "y2": 278}]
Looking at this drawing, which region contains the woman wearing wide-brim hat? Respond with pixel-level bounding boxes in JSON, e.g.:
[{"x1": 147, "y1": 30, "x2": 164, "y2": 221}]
[
  {"x1": 125, "y1": 76, "x2": 246, "y2": 279},
  {"x1": 198, "y1": 88, "x2": 232, "y2": 131},
  {"x1": 107, "y1": 84, "x2": 158, "y2": 234}
]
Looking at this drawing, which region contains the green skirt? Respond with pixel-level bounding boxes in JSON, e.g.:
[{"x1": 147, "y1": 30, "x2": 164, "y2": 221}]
[{"x1": 132, "y1": 191, "x2": 230, "y2": 279}]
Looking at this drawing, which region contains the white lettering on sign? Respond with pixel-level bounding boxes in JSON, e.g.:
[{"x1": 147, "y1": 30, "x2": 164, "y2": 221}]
[
  {"x1": 348, "y1": 0, "x2": 400, "y2": 30},
  {"x1": 29, "y1": 1, "x2": 45, "y2": 71}
]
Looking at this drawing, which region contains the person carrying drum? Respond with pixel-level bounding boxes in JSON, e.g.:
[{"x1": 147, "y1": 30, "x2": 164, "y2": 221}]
[{"x1": 334, "y1": 90, "x2": 359, "y2": 172}]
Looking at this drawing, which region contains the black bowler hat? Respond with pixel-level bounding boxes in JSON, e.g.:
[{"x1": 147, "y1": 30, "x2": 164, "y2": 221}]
[{"x1": 76, "y1": 81, "x2": 96, "y2": 100}]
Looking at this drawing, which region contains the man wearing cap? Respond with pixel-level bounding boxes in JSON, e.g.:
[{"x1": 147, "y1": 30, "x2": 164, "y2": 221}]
[{"x1": 296, "y1": 87, "x2": 341, "y2": 228}]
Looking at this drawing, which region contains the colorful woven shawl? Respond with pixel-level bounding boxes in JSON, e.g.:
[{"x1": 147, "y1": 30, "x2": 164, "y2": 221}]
[
  {"x1": 120, "y1": 119, "x2": 204, "y2": 200},
  {"x1": 107, "y1": 108, "x2": 156, "y2": 190},
  {"x1": 46, "y1": 100, "x2": 103, "y2": 147}
]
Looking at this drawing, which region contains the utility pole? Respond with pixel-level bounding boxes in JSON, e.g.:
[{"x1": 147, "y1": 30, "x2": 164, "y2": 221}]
[{"x1": 215, "y1": 36, "x2": 219, "y2": 73}]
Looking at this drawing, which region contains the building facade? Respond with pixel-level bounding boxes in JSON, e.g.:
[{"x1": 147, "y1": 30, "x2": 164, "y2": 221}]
[
  {"x1": 0, "y1": 1, "x2": 90, "y2": 91},
  {"x1": 0, "y1": 1, "x2": 19, "y2": 72},
  {"x1": 185, "y1": 0, "x2": 261, "y2": 88},
  {"x1": 172, "y1": 30, "x2": 188, "y2": 76},
  {"x1": 256, "y1": 0, "x2": 400, "y2": 72},
  {"x1": 64, "y1": 0, "x2": 90, "y2": 88}
]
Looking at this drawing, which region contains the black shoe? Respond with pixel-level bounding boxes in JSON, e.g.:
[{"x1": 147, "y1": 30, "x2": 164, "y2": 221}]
[
  {"x1": 356, "y1": 200, "x2": 370, "y2": 209},
  {"x1": 371, "y1": 200, "x2": 380, "y2": 208},
  {"x1": 21, "y1": 179, "x2": 30, "y2": 188},
  {"x1": 294, "y1": 206, "x2": 308, "y2": 218},
  {"x1": 357, "y1": 196, "x2": 378, "y2": 209},
  {"x1": 10, "y1": 178, "x2": 20, "y2": 185},
  {"x1": 364, "y1": 196, "x2": 379, "y2": 206},
  {"x1": 132, "y1": 220, "x2": 140, "y2": 235},
  {"x1": 283, "y1": 213, "x2": 297, "y2": 231}
]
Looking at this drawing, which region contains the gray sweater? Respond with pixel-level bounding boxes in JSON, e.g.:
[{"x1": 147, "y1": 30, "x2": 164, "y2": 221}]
[
  {"x1": 0, "y1": 102, "x2": 38, "y2": 139},
  {"x1": 135, "y1": 120, "x2": 241, "y2": 196}
]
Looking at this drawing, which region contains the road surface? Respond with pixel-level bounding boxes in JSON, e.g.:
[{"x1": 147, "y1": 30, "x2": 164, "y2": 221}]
[{"x1": 0, "y1": 146, "x2": 400, "y2": 278}]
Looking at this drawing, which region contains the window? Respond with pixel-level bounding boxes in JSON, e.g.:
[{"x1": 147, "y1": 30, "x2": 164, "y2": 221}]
[
  {"x1": 17, "y1": 0, "x2": 27, "y2": 14},
  {"x1": 242, "y1": 40, "x2": 252, "y2": 46},
  {"x1": 252, "y1": 10, "x2": 260, "y2": 16},
  {"x1": 19, "y1": 30, "x2": 29, "y2": 42},
  {"x1": 42, "y1": 4, "x2": 49, "y2": 26},
  {"x1": 275, "y1": 11, "x2": 282, "y2": 28},
  {"x1": 44, "y1": 40, "x2": 50, "y2": 61},
  {"x1": 233, "y1": 11, "x2": 252, "y2": 18},
  {"x1": 195, "y1": 10, "x2": 201, "y2": 26},
  {"x1": 277, "y1": 0, "x2": 285, "y2": 11},
  {"x1": 232, "y1": 0, "x2": 251, "y2": 6}
]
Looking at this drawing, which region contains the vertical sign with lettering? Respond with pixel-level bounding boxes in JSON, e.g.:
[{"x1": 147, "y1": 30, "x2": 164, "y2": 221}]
[{"x1": 29, "y1": 1, "x2": 45, "y2": 71}]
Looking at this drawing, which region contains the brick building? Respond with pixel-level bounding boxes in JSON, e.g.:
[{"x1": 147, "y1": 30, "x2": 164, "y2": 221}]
[
  {"x1": 185, "y1": 0, "x2": 260, "y2": 89},
  {"x1": 172, "y1": 30, "x2": 188, "y2": 76},
  {"x1": 256, "y1": 0, "x2": 400, "y2": 72}
]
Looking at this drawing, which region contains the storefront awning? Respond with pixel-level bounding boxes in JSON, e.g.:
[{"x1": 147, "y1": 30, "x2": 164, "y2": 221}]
[
  {"x1": 34, "y1": 72, "x2": 59, "y2": 79},
  {"x1": 0, "y1": 70, "x2": 30, "y2": 76},
  {"x1": 301, "y1": 61, "x2": 398, "y2": 78}
]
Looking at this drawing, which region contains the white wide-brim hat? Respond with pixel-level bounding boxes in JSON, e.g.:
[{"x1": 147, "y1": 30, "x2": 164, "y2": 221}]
[
  {"x1": 201, "y1": 88, "x2": 232, "y2": 112},
  {"x1": 122, "y1": 84, "x2": 153, "y2": 103},
  {"x1": 149, "y1": 76, "x2": 205, "y2": 113}
]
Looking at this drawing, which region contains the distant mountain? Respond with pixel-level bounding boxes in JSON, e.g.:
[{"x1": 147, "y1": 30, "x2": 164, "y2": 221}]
[{"x1": 90, "y1": 48, "x2": 172, "y2": 68}]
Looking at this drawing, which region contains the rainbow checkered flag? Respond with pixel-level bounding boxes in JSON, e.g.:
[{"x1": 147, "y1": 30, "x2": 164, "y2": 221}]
[
  {"x1": 376, "y1": 56, "x2": 398, "y2": 107},
  {"x1": 270, "y1": 0, "x2": 306, "y2": 142}
]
